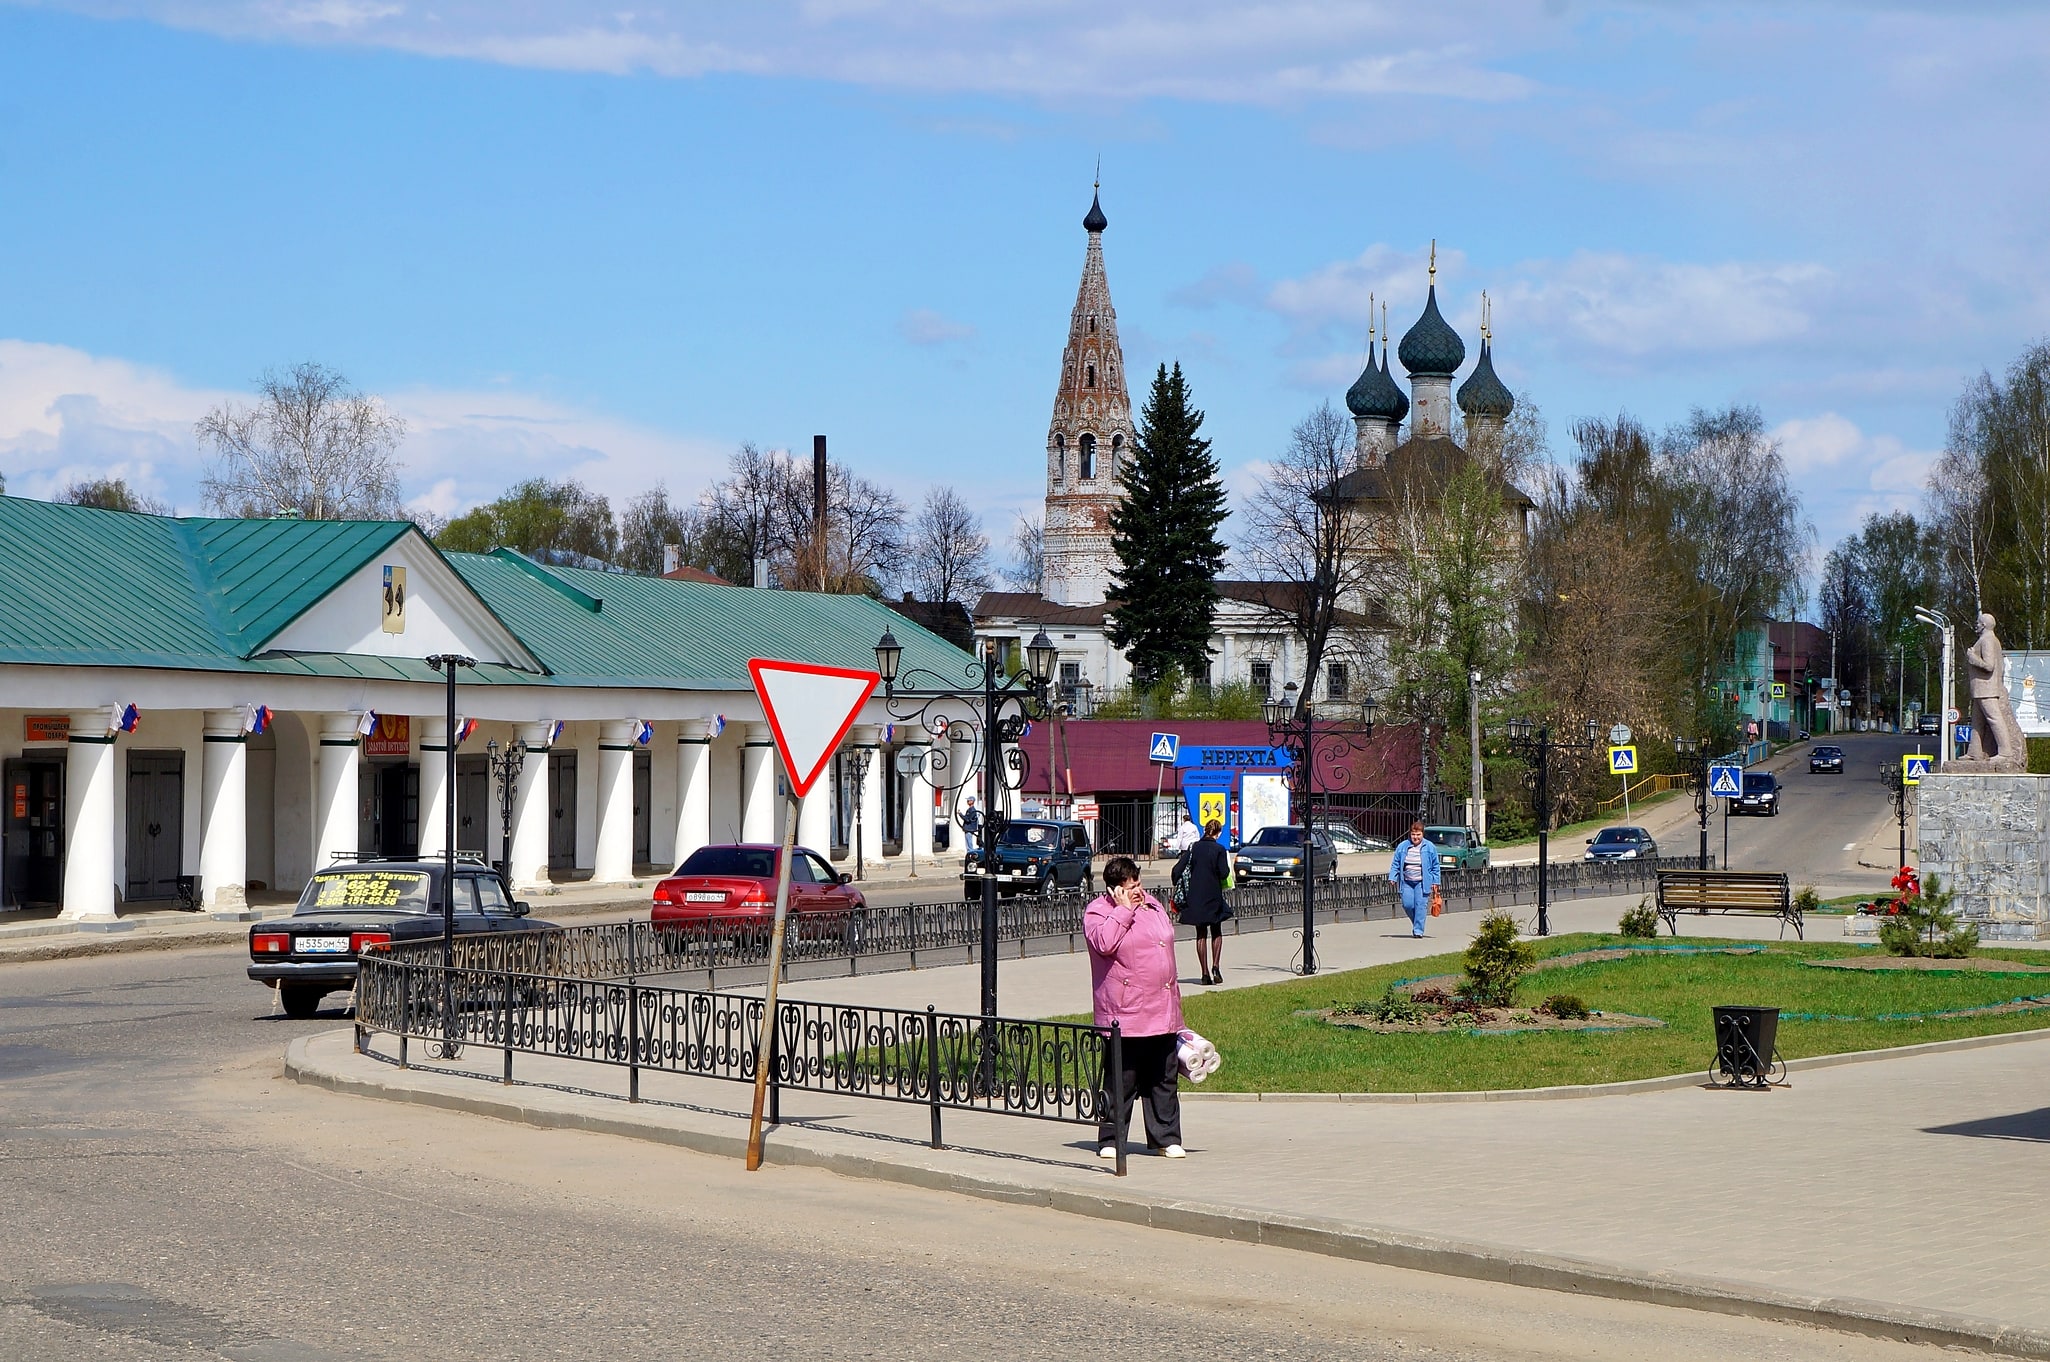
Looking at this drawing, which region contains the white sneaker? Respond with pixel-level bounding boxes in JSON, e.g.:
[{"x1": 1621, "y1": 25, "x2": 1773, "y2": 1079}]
[
  {"x1": 1162, "y1": 1144, "x2": 1187, "y2": 1158},
  {"x1": 1099, "y1": 1144, "x2": 1119, "y2": 1159}
]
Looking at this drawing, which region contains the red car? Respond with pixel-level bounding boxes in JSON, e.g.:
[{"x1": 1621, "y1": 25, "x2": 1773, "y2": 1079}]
[{"x1": 651, "y1": 844, "x2": 868, "y2": 926}]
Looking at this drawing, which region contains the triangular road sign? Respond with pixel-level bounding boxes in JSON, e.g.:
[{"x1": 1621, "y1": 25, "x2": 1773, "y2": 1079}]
[
  {"x1": 747, "y1": 658, "x2": 879, "y2": 798},
  {"x1": 1709, "y1": 763, "x2": 1743, "y2": 797}
]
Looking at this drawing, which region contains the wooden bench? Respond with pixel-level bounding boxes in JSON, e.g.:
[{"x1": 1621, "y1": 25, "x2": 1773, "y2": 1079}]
[{"x1": 1655, "y1": 870, "x2": 1800, "y2": 939}]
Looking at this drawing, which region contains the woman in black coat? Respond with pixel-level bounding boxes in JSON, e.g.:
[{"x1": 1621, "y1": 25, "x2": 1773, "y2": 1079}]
[{"x1": 1172, "y1": 819, "x2": 1234, "y2": 985}]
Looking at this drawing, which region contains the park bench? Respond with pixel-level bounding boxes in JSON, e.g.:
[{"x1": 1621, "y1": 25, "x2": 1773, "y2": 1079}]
[{"x1": 1654, "y1": 870, "x2": 1800, "y2": 939}]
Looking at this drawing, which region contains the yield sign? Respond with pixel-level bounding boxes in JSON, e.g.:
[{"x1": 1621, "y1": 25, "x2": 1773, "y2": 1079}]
[{"x1": 746, "y1": 658, "x2": 879, "y2": 798}]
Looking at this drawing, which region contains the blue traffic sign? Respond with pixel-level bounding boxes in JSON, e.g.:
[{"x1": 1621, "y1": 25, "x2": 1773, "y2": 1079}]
[
  {"x1": 1174, "y1": 744, "x2": 1292, "y2": 769},
  {"x1": 1903, "y1": 754, "x2": 1933, "y2": 785},
  {"x1": 1709, "y1": 763, "x2": 1743, "y2": 798},
  {"x1": 1953, "y1": 723, "x2": 1972, "y2": 747},
  {"x1": 1148, "y1": 732, "x2": 1180, "y2": 763}
]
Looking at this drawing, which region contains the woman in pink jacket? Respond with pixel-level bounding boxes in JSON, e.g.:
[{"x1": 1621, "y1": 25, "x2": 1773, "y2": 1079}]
[{"x1": 1084, "y1": 855, "x2": 1186, "y2": 1159}]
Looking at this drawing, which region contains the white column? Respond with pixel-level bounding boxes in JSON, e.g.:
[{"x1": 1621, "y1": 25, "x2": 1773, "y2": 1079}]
[
  {"x1": 510, "y1": 721, "x2": 554, "y2": 894},
  {"x1": 416, "y1": 716, "x2": 450, "y2": 859},
  {"x1": 60, "y1": 711, "x2": 118, "y2": 920},
  {"x1": 741, "y1": 723, "x2": 777, "y2": 843},
  {"x1": 593, "y1": 719, "x2": 639, "y2": 884},
  {"x1": 797, "y1": 780, "x2": 833, "y2": 859},
  {"x1": 901, "y1": 741, "x2": 934, "y2": 860},
  {"x1": 674, "y1": 719, "x2": 713, "y2": 871},
  {"x1": 199, "y1": 710, "x2": 248, "y2": 914},
  {"x1": 846, "y1": 725, "x2": 884, "y2": 867},
  {"x1": 314, "y1": 713, "x2": 361, "y2": 871}
]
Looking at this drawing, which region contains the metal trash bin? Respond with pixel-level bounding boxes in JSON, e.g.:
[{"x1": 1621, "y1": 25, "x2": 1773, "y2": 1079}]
[{"x1": 1711, "y1": 1005, "x2": 1782, "y2": 1088}]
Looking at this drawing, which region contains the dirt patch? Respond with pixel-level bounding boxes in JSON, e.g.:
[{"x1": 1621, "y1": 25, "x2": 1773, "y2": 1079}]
[
  {"x1": 1806, "y1": 956, "x2": 2050, "y2": 974},
  {"x1": 1319, "y1": 1008, "x2": 1667, "y2": 1035}
]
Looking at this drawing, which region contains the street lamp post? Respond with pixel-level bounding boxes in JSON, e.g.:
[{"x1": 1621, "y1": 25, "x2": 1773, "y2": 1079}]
[
  {"x1": 425, "y1": 652, "x2": 475, "y2": 1058},
  {"x1": 1880, "y1": 761, "x2": 1912, "y2": 870},
  {"x1": 844, "y1": 742, "x2": 874, "y2": 881},
  {"x1": 484, "y1": 737, "x2": 527, "y2": 885},
  {"x1": 1263, "y1": 680, "x2": 1378, "y2": 976},
  {"x1": 1502, "y1": 716, "x2": 1600, "y2": 936},
  {"x1": 875, "y1": 628, "x2": 1056, "y2": 1020},
  {"x1": 1674, "y1": 736, "x2": 1713, "y2": 867},
  {"x1": 1914, "y1": 607, "x2": 1955, "y2": 765}
]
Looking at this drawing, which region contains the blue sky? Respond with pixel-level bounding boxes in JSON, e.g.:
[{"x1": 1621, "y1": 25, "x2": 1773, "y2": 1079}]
[{"x1": 2, "y1": 2, "x2": 2047, "y2": 583}]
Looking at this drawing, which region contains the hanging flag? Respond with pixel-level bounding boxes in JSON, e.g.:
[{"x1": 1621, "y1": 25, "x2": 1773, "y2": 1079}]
[
  {"x1": 455, "y1": 717, "x2": 479, "y2": 745},
  {"x1": 711, "y1": 714, "x2": 727, "y2": 738},
  {"x1": 634, "y1": 720, "x2": 654, "y2": 746},
  {"x1": 241, "y1": 704, "x2": 272, "y2": 736},
  {"x1": 884, "y1": 723, "x2": 895, "y2": 744},
  {"x1": 547, "y1": 719, "x2": 564, "y2": 745},
  {"x1": 111, "y1": 703, "x2": 140, "y2": 734},
  {"x1": 356, "y1": 711, "x2": 378, "y2": 738}
]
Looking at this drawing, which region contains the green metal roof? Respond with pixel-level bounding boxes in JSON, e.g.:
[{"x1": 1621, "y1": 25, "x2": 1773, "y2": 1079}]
[{"x1": 0, "y1": 497, "x2": 975, "y2": 690}]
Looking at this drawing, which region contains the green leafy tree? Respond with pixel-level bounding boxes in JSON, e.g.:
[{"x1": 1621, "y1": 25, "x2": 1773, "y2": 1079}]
[
  {"x1": 62, "y1": 477, "x2": 170, "y2": 516},
  {"x1": 1107, "y1": 363, "x2": 1229, "y2": 684},
  {"x1": 438, "y1": 478, "x2": 618, "y2": 564}
]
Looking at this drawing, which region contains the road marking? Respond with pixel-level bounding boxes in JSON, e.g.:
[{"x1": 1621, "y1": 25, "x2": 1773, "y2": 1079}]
[{"x1": 1844, "y1": 843, "x2": 1858, "y2": 851}]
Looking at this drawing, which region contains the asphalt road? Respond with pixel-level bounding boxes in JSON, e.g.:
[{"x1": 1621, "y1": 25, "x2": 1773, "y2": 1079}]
[{"x1": 0, "y1": 945, "x2": 1971, "y2": 1361}]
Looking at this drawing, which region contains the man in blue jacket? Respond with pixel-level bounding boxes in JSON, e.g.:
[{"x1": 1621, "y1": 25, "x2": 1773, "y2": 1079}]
[{"x1": 1387, "y1": 821, "x2": 1442, "y2": 938}]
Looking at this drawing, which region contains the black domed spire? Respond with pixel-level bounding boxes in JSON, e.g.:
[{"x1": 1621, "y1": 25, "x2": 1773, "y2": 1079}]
[
  {"x1": 1346, "y1": 340, "x2": 1407, "y2": 421},
  {"x1": 1398, "y1": 285, "x2": 1466, "y2": 378},
  {"x1": 1457, "y1": 339, "x2": 1514, "y2": 419},
  {"x1": 1083, "y1": 189, "x2": 1108, "y2": 233},
  {"x1": 1382, "y1": 345, "x2": 1410, "y2": 424}
]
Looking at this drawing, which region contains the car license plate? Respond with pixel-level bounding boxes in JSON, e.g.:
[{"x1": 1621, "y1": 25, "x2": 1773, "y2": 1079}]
[
  {"x1": 685, "y1": 892, "x2": 725, "y2": 903},
  {"x1": 298, "y1": 936, "x2": 351, "y2": 954}
]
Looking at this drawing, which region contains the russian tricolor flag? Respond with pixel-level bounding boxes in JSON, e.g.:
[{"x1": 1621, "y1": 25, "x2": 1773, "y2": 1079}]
[{"x1": 111, "y1": 703, "x2": 140, "y2": 734}]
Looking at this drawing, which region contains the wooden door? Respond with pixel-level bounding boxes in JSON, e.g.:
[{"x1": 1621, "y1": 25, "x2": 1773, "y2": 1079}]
[
  {"x1": 125, "y1": 753, "x2": 184, "y2": 900},
  {"x1": 548, "y1": 753, "x2": 577, "y2": 871}
]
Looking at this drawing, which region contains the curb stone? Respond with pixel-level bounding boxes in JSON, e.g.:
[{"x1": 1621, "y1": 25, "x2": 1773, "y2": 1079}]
[{"x1": 288, "y1": 1031, "x2": 2050, "y2": 1359}]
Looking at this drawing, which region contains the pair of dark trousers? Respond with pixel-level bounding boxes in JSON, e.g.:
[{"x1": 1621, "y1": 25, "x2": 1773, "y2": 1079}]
[{"x1": 1098, "y1": 1031, "x2": 1182, "y2": 1148}]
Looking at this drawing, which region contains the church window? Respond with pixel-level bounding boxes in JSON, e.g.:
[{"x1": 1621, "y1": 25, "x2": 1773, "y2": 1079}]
[
  {"x1": 1079, "y1": 433, "x2": 1096, "y2": 479},
  {"x1": 1089, "y1": 316, "x2": 1097, "y2": 334},
  {"x1": 1250, "y1": 660, "x2": 1273, "y2": 699},
  {"x1": 1326, "y1": 662, "x2": 1349, "y2": 701},
  {"x1": 1110, "y1": 433, "x2": 1123, "y2": 466},
  {"x1": 1086, "y1": 363, "x2": 1096, "y2": 388},
  {"x1": 1056, "y1": 434, "x2": 1066, "y2": 482}
]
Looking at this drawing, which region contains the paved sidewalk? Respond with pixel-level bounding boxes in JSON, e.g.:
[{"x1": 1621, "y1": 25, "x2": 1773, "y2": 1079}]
[{"x1": 293, "y1": 897, "x2": 2050, "y2": 1356}]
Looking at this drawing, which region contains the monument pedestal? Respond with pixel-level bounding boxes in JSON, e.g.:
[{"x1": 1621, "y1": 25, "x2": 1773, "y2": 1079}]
[{"x1": 1917, "y1": 773, "x2": 2050, "y2": 940}]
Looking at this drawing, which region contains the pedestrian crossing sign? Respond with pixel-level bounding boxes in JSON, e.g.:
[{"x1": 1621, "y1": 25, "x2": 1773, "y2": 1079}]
[
  {"x1": 1608, "y1": 744, "x2": 1638, "y2": 775},
  {"x1": 1771, "y1": 682, "x2": 1787, "y2": 699},
  {"x1": 1148, "y1": 732, "x2": 1180, "y2": 763},
  {"x1": 1903, "y1": 753, "x2": 1933, "y2": 785},
  {"x1": 1709, "y1": 763, "x2": 1743, "y2": 797}
]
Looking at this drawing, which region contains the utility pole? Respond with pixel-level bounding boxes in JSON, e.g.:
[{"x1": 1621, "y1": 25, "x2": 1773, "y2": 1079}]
[{"x1": 1468, "y1": 670, "x2": 1485, "y2": 841}]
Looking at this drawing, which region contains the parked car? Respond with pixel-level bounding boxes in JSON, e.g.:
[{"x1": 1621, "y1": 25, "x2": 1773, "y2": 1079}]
[
  {"x1": 1423, "y1": 825, "x2": 1491, "y2": 871},
  {"x1": 248, "y1": 857, "x2": 553, "y2": 1019},
  {"x1": 651, "y1": 844, "x2": 868, "y2": 928},
  {"x1": 1584, "y1": 826, "x2": 1658, "y2": 861},
  {"x1": 1312, "y1": 818, "x2": 1390, "y2": 854},
  {"x1": 1735, "y1": 772, "x2": 1781, "y2": 815},
  {"x1": 1809, "y1": 744, "x2": 1844, "y2": 773},
  {"x1": 1233, "y1": 825, "x2": 1340, "y2": 882},
  {"x1": 961, "y1": 818, "x2": 1093, "y2": 900}
]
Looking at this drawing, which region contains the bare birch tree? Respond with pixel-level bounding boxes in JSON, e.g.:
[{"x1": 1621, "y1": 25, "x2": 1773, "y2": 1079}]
[
  {"x1": 1006, "y1": 515, "x2": 1045, "y2": 592},
  {"x1": 198, "y1": 362, "x2": 406, "y2": 519},
  {"x1": 903, "y1": 486, "x2": 992, "y2": 606}
]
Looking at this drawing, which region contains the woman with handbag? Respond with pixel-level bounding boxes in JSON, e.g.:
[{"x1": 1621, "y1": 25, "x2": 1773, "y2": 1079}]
[
  {"x1": 1387, "y1": 820, "x2": 1442, "y2": 938},
  {"x1": 1171, "y1": 818, "x2": 1233, "y2": 984},
  {"x1": 1085, "y1": 856, "x2": 1187, "y2": 1159}
]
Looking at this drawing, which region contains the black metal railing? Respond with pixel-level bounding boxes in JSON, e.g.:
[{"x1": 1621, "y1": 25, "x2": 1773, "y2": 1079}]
[{"x1": 353, "y1": 953, "x2": 1125, "y2": 1170}]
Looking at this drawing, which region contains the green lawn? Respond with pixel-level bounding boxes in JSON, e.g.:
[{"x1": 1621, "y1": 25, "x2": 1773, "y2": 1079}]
[{"x1": 1163, "y1": 935, "x2": 2050, "y2": 1093}]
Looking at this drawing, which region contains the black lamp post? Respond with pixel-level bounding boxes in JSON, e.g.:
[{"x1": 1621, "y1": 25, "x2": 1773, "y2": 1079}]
[
  {"x1": 485, "y1": 736, "x2": 527, "y2": 886},
  {"x1": 1880, "y1": 761, "x2": 1912, "y2": 871},
  {"x1": 1674, "y1": 736, "x2": 1713, "y2": 867},
  {"x1": 844, "y1": 742, "x2": 874, "y2": 881},
  {"x1": 425, "y1": 652, "x2": 475, "y2": 1057},
  {"x1": 1501, "y1": 715, "x2": 1600, "y2": 937},
  {"x1": 875, "y1": 627, "x2": 1056, "y2": 1020},
  {"x1": 1263, "y1": 679, "x2": 1378, "y2": 976}
]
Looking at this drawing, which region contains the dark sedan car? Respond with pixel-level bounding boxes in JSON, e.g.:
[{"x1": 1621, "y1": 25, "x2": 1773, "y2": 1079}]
[
  {"x1": 1810, "y1": 744, "x2": 1844, "y2": 773},
  {"x1": 1584, "y1": 826, "x2": 1658, "y2": 861},
  {"x1": 1735, "y1": 772, "x2": 1782, "y2": 816},
  {"x1": 1233, "y1": 826, "x2": 1340, "y2": 882},
  {"x1": 249, "y1": 859, "x2": 552, "y2": 1018}
]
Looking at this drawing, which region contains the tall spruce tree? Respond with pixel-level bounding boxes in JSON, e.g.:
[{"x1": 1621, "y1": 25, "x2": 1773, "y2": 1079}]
[{"x1": 1107, "y1": 363, "x2": 1230, "y2": 685}]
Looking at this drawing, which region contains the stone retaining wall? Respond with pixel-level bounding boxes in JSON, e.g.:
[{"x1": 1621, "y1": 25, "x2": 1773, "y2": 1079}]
[{"x1": 1918, "y1": 772, "x2": 2050, "y2": 939}]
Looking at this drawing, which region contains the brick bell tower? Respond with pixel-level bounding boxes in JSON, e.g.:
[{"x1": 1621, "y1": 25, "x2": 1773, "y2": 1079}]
[{"x1": 1041, "y1": 183, "x2": 1134, "y2": 607}]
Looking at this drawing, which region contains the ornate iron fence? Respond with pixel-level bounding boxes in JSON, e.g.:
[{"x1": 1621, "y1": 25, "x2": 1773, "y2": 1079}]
[{"x1": 354, "y1": 954, "x2": 1125, "y2": 1170}]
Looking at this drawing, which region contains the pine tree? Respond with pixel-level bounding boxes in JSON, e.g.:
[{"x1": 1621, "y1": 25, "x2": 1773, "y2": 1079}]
[{"x1": 1107, "y1": 363, "x2": 1230, "y2": 685}]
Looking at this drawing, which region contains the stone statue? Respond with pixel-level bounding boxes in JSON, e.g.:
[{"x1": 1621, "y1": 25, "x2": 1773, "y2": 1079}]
[{"x1": 1953, "y1": 612, "x2": 2027, "y2": 772}]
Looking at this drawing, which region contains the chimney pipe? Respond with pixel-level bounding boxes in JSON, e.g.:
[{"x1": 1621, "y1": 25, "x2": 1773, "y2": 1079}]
[{"x1": 813, "y1": 435, "x2": 828, "y2": 590}]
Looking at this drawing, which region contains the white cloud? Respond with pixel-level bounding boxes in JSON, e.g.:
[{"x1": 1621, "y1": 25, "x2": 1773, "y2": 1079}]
[
  {"x1": 1498, "y1": 252, "x2": 1832, "y2": 359},
  {"x1": 1773, "y1": 410, "x2": 1938, "y2": 550},
  {"x1": 897, "y1": 307, "x2": 976, "y2": 346},
  {"x1": 0, "y1": 339, "x2": 728, "y2": 519}
]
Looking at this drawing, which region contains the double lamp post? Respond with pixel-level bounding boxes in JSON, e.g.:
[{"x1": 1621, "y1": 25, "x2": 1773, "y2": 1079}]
[{"x1": 1262, "y1": 680, "x2": 1378, "y2": 976}]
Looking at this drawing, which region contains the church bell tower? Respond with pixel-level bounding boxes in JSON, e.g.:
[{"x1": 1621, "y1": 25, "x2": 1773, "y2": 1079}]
[{"x1": 1041, "y1": 185, "x2": 1134, "y2": 607}]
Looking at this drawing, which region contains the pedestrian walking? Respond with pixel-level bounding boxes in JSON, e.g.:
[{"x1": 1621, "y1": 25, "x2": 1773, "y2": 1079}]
[
  {"x1": 1171, "y1": 818, "x2": 1233, "y2": 984},
  {"x1": 959, "y1": 796, "x2": 982, "y2": 851},
  {"x1": 1166, "y1": 811, "x2": 1199, "y2": 855},
  {"x1": 1085, "y1": 856, "x2": 1185, "y2": 1159},
  {"x1": 1388, "y1": 820, "x2": 1442, "y2": 938}
]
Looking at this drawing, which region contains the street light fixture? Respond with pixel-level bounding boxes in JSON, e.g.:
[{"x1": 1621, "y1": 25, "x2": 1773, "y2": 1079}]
[
  {"x1": 1500, "y1": 715, "x2": 1600, "y2": 936},
  {"x1": 875, "y1": 627, "x2": 1056, "y2": 1021},
  {"x1": 1880, "y1": 760, "x2": 1913, "y2": 871},
  {"x1": 1673, "y1": 736, "x2": 1713, "y2": 867},
  {"x1": 484, "y1": 736, "x2": 527, "y2": 885},
  {"x1": 1263, "y1": 679, "x2": 1378, "y2": 975},
  {"x1": 424, "y1": 651, "x2": 475, "y2": 1058},
  {"x1": 1913, "y1": 606, "x2": 1954, "y2": 764}
]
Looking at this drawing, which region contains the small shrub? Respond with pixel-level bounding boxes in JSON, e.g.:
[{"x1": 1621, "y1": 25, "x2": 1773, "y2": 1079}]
[
  {"x1": 1463, "y1": 910, "x2": 1535, "y2": 1006},
  {"x1": 1877, "y1": 869, "x2": 1978, "y2": 958},
  {"x1": 1540, "y1": 994, "x2": 1590, "y2": 1020},
  {"x1": 1793, "y1": 885, "x2": 1821, "y2": 918},
  {"x1": 1361, "y1": 987, "x2": 1428, "y2": 1024},
  {"x1": 1617, "y1": 898, "x2": 1660, "y2": 939}
]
